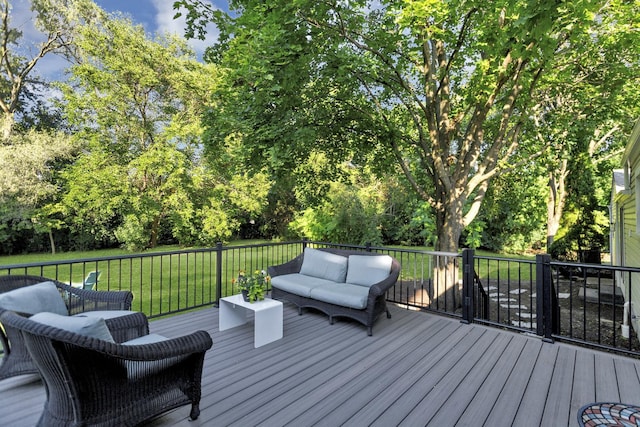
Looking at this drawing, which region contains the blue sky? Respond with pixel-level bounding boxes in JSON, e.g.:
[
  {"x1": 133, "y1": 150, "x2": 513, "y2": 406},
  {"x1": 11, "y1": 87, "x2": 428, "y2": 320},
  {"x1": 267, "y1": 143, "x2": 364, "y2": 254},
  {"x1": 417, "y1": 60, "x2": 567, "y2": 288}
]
[{"x1": 12, "y1": 0, "x2": 223, "y2": 80}]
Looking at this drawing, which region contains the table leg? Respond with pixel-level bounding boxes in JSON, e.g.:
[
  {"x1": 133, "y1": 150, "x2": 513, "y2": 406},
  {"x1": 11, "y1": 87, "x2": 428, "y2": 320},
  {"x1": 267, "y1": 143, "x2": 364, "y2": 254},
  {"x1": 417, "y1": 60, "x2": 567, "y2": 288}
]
[
  {"x1": 219, "y1": 299, "x2": 248, "y2": 331},
  {"x1": 253, "y1": 303, "x2": 283, "y2": 347}
]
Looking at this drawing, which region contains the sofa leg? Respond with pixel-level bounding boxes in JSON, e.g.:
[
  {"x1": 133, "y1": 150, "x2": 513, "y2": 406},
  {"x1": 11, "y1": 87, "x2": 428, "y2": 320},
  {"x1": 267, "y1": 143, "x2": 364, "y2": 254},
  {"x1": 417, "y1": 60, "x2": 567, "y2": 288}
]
[
  {"x1": 367, "y1": 326, "x2": 373, "y2": 336},
  {"x1": 329, "y1": 316, "x2": 334, "y2": 325},
  {"x1": 386, "y1": 309, "x2": 391, "y2": 319},
  {"x1": 298, "y1": 307, "x2": 303, "y2": 315}
]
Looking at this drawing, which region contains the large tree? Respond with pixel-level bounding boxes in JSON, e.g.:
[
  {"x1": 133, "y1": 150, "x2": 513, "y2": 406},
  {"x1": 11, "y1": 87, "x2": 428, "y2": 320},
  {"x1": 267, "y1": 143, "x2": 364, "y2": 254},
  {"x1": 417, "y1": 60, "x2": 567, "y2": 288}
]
[
  {"x1": 59, "y1": 14, "x2": 224, "y2": 249},
  {"x1": 58, "y1": 12, "x2": 272, "y2": 250},
  {"x1": 536, "y1": 0, "x2": 640, "y2": 253},
  {"x1": 176, "y1": 0, "x2": 618, "y2": 307},
  {"x1": 0, "y1": 0, "x2": 98, "y2": 138},
  {"x1": 0, "y1": 0, "x2": 100, "y2": 254},
  {"x1": 178, "y1": 0, "x2": 612, "y2": 254}
]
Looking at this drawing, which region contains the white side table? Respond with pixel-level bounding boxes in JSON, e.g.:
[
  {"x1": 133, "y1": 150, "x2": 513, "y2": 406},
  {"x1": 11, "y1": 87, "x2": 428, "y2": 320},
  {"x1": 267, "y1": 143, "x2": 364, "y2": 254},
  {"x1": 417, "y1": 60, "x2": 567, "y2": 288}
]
[{"x1": 219, "y1": 294, "x2": 283, "y2": 348}]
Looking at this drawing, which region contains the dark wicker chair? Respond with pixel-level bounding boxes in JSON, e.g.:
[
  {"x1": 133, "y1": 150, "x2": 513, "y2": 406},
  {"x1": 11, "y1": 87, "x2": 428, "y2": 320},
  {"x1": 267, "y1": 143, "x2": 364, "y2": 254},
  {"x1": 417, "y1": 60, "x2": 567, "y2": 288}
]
[
  {"x1": 0, "y1": 274, "x2": 143, "y2": 381},
  {"x1": 0, "y1": 310, "x2": 213, "y2": 426},
  {"x1": 268, "y1": 248, "x2": 401, "y2": 335}
]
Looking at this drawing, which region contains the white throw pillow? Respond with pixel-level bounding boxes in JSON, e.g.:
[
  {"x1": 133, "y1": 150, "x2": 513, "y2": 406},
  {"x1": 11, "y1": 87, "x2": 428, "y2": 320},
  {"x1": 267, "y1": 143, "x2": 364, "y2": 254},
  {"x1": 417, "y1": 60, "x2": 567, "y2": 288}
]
[
  {"x1": 346, "y1": 255, "x2": 393, "y2": 287},
  {"x1": 299, "y1": 248, "x2": 349, "y2": 283},
  {"x1": 30, "y1": 312, "x2": 114, "y2": 343},
  {"x1": 0, "y1": 281, "x2": 68, "y2": 316}
]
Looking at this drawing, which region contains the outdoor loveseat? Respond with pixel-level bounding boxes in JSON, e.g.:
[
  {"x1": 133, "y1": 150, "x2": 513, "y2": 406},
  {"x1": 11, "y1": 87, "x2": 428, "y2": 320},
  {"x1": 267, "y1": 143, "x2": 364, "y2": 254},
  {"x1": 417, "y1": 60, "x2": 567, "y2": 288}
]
[
  {"x1": 0, "y1": 275, "x2": 143, "y2": 381},
  {"x1": 268, "y1": 247, "x2": 400, "y2": 335},
  {"x1": 0, "y1": 310, "x2": 212, "y2": 426}
]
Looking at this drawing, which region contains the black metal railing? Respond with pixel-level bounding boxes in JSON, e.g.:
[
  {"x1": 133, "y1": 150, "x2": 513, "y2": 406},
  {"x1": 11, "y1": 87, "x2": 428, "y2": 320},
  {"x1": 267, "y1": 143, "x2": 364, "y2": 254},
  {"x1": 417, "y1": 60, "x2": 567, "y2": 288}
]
[
  {"x1": 0, "y1": 242, "x2": 305, "y2": 318},
  {"x1": 2, "y1": 241, "x2": 640, "y2": 357},
  {"x1": 460, "y1": 250, "x2": 640, "y2": 357}
]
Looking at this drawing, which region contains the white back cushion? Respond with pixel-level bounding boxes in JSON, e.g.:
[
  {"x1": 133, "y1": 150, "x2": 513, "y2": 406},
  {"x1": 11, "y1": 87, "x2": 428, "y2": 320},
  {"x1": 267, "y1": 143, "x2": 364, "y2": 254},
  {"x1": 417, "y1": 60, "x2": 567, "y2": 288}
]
[
  {"x1": 30, "y1": 312, "x2": 114, "y2": 342},
  {"x1": 299, "y1": 248, "x2": 349, "y2": 283},
  {"x1": 0, "y1": 281, "x2": 68, "y2": 316},
  {"x1": 346, "y1": 255, "x2": 393, "y2": 287}
]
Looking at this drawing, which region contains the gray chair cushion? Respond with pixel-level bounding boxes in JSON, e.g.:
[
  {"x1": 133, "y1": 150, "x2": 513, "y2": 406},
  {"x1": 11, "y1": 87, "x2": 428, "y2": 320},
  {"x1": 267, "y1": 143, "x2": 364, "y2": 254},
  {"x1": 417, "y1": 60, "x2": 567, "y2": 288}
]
[
  {"x1": 299, "y1": 248, "x2": 349, "y2": 283},
  {"x1": 75, "y1": 310, "x2": 138, "y2": 319},
  {"x1": 122, "y1": 334, "x2": 168, "y2": 345},
  {"x1": 309, "y1": 283, "x2": 370, "y2": 309},
  {"x1": 0, "y1": 281, "x2": 68, "y2": 316},
  {"x1": 122, "y1": 334, "x2": 182, "y2": 381},
  {"x1": 30, "y1": 312, "x2": 114, "y2": 342},
  {"x1": 271, "y1": 274, "x2": 337, "y2": 297},
  {"x1": 346, "y1": 255, "x2": 393, "y2": 287}
]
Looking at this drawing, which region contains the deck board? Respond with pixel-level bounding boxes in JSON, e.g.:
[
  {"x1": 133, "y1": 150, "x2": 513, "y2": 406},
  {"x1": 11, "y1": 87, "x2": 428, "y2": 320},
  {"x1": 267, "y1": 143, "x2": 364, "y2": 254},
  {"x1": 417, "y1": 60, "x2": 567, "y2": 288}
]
[
  {"x1": 510, "y1": 341, "x2": 559, "y2": 426},
  {"x1": 541, "y1": 346, "x2": 576, "y2": 426},
  {"x1": 570, "y1": 351, "x2": 596, "y2": 421},
  {"x1": 594, "y1": 353, "x2": 620, "y2": 401},
  {"x1": 2, "y1": 302, "x2": 640, "y2": 426},
  {"x1": 614, "y1": 358, "x2": 640, "y2": 404},
  {"x1": 460, "y1": 336, "x2": 535, "y2": 426}
]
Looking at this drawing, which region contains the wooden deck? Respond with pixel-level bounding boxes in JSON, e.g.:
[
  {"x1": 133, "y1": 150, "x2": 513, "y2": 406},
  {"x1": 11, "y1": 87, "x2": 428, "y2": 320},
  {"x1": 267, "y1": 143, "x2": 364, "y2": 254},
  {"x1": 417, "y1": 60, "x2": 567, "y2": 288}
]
[{"x1": 2, "y1": 302, "x2": 640, "y2": 426}]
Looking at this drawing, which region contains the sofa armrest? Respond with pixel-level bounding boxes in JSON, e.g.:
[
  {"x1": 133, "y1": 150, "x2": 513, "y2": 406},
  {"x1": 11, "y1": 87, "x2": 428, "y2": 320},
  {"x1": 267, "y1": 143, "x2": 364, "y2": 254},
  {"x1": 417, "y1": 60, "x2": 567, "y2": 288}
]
[
  {"x1": 368, "y1": 258, "x2": 401, "y2": 297},
  {"x1": 268, "y1": 253, "x2": 304, "y2": 277}
]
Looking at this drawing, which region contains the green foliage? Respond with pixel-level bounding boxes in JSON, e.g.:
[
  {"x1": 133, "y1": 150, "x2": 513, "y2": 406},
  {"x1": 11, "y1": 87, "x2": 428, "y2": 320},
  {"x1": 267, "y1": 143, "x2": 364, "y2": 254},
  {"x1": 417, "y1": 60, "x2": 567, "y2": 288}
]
[
  {"x1": 180, "y1": 0, "x2": 619, "y2": 255},
  {"x1": 232, "y1": 269, "x2": 270, "y2": 303},
  {"x1": 0, "y1": 0, "x2": 99, "y2": 136},
  {"x1": 408, "y1": 202, "x2": 438, "y2": 248},
  {"x1": 464, "y1": 220, "x2": 485, "y2": 250},
  {"x1": 478, "y1": 171, "x2": 548, "y2": 253},
  {"x1": 532, "y1": 0, "x2": 640, "y2": 252},
  {"x1": 290, "y1": 181, "x2": 383, "y2": 246},
  {"x1": 0, "y1": 130, "x2": 77, "y2": 253},
  {"x1": 55, "y1": 13, "x2": 270, "y2": 251}
]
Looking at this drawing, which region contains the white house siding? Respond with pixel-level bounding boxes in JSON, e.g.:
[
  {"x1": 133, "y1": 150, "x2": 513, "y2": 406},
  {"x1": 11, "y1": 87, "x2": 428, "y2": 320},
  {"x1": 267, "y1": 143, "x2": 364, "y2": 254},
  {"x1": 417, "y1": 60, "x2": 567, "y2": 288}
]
[{"x1": 611, "y1": 117, "x2": 640, "y2": 332}]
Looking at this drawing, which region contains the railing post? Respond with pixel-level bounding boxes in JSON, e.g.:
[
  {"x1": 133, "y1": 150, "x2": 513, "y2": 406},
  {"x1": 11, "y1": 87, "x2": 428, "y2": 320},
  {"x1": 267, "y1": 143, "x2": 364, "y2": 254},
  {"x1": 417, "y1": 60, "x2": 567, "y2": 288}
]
[
  {"x1": 215, "y1": 242, "x2": 223, "y2": 305},
  {"x1": 461, "y1": 248, "x2": 474, "y2": 324},
  {"x1": 302, "y1": 238, "x2": 309, "y2": 250},
  {"x1": 536, "y1": 254, "x2": 554, "y2": 342}
]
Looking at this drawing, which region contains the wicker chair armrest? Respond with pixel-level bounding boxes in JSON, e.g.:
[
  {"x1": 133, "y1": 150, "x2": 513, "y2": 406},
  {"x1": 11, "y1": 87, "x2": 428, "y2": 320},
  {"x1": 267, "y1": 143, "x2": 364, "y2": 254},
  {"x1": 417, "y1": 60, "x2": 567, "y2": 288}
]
[
  {"x1": 104, "y1": 312, "x2": 150, "y2": 343},
  {"x1": 268, "y1": 254, "x2": 304, "y2": 277},
  {"x1": 103, "y1": 331, "x2": 213, "y2": 360},
  {"x1": 61, "y1": 284, "x2": 134, "y2": 314}
]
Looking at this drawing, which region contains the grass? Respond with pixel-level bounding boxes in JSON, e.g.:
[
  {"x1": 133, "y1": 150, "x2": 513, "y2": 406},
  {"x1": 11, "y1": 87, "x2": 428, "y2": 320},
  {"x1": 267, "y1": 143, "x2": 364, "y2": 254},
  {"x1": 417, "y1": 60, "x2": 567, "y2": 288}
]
[
  {"x1": 0, "y1": 240, "x2": 293, "y2": 317},
  {"x1": 0, "y1": 242, "x2": 539, "y2": 316}
]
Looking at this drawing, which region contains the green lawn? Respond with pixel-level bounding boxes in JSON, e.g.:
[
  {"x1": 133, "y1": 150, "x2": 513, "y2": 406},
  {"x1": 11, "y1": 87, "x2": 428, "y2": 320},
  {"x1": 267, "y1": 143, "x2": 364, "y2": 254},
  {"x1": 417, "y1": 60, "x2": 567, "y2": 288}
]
[
  {"x1": 0, "y1": 242, "x2": 538, "y2": 316},
  {"x1": 0, "y1": 240, "x2": 288, "y2": 317}
]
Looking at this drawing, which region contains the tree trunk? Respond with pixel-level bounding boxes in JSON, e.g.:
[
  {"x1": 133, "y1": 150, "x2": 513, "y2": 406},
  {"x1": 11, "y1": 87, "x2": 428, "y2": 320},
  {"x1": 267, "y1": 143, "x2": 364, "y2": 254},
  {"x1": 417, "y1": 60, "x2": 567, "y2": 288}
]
[
  {"x1": 432, "y1": 194, "x2": 464, "y2": 312},
  {"x1": 1, "y1": 113, "x2": 13, "y2": 142},
  {"x1": 48, "y1": 230, "x2": 56, "y2": 255},
  {"x1": 149, "y1": 215, "x2": 161, "y2": 248},
  {"x1": 546, "y1": 161, "x2": 567, "y2": 250}
]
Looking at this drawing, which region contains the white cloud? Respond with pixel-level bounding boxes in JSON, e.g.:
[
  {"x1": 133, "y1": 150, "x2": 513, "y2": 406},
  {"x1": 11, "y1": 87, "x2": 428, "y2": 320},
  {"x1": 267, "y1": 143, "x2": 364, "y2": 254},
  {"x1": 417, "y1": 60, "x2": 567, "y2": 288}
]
[{"x1": 151, "y1": 0, "x2": 220, "y2": 59}]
